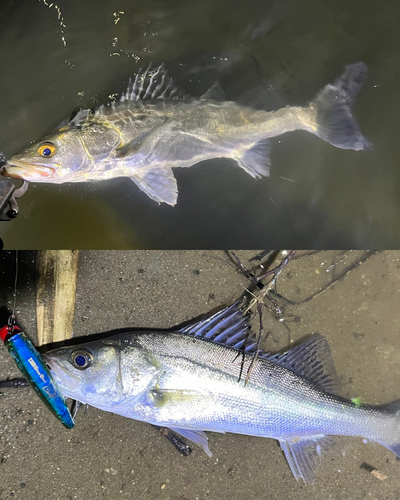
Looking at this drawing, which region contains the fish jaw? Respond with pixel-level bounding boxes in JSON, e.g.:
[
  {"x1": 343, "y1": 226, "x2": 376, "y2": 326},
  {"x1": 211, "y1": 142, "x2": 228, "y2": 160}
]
[
  {"x1": 2, "y1": 158, "x2": 56, "y2": 181},
  {"x1": 42, "y1": 353, "x2": 84, "y2": 397}
]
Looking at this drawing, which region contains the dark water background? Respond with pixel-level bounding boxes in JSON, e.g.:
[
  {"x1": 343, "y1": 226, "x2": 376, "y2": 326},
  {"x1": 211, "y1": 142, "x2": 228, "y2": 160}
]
[{"x1": 0, "y1": 0, "x2": 399, "y2": 249}]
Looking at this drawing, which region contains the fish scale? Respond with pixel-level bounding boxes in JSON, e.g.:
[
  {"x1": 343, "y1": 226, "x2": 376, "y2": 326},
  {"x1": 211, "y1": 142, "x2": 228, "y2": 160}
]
[
  {"x1": 132, "y1": 332, "x2": 393, "y2": 440},
  {"x1": 44, "y1": 302, "x2": 400, "y2": 483}
]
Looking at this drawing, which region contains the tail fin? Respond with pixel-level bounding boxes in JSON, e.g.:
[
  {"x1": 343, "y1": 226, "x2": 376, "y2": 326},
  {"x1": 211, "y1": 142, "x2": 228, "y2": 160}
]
[
  {"x1": 376, "y1": 399, "x2": 400, "y2": 459},
  {"x1": 310, "y1": 62, "x2": 370, "y2": 151}
]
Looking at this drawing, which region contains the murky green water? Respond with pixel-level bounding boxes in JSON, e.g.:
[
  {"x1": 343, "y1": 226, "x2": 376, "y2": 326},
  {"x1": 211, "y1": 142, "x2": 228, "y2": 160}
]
[{"x1": 0, "y1": 0, "x2": 399, "y2": 249}]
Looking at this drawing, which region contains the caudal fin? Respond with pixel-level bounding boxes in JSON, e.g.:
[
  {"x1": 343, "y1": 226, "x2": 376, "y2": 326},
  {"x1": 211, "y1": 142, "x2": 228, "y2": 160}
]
[
  {"x1": 376, "y1": 399, "x2": 400, "y2": 458},
  {"x1": 310, "y1": 62, "x2": 370, "y2": 151}
]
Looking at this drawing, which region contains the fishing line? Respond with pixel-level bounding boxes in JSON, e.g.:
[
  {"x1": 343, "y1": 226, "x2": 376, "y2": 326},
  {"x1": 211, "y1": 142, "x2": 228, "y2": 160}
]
[
  {"x1": 7, "y1": 250, "x2": 19, "y2": 332},
  {"x1": 11, "y1": 250, "x2": 18, "y2": 321},
  {"x1": 0, "y1": 251, "x2": 74, "y2": 428}
]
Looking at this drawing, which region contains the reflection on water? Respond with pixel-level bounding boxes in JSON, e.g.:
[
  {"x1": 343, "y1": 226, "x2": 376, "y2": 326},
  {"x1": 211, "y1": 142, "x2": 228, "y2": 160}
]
[{"x1": 0, "y1": 0, "x2": 399, "y2": 248}]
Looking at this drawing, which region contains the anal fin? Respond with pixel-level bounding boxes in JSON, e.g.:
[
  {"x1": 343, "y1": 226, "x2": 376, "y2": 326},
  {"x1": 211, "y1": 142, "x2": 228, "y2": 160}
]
[
  {"x1": 280, "y1": 435, "x2": 335, "y2": 483},
  {"x1": 130, "y1": 166, "x2": 178, "y2": 206},
  {"x1": 236, "y1": 139, "x2": 271, "y2": 178}
]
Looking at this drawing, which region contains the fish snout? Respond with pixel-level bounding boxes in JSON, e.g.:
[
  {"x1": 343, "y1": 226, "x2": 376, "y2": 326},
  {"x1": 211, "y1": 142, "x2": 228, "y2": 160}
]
[
  {"x1": 2, "y1": 159, "x2": 56, "y2": 180},
  {"x1": 43, "y1": 354, "x2": 83, "y2": 392}
]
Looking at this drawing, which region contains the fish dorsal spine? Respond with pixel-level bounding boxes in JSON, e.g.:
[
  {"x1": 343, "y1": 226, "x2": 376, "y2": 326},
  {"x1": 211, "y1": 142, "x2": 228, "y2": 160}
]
[{"x1": 177, "y1": 302, "x2": 340, "y2": 395}]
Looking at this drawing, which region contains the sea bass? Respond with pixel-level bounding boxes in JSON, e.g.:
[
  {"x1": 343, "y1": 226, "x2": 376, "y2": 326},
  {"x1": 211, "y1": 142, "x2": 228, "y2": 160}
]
[
  {"x1": 44, "y1": 302, "x2": 400, "y2": 483},
  {"x1": 2, "y1": 63, "x2": 369, "y2": 206}
]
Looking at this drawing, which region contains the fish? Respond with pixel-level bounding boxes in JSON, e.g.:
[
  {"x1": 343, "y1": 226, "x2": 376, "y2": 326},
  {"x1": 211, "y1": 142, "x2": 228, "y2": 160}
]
[
  {"x1": 2, "y1": 63, "x2": 369, "y2": 206},
  {"x1": 43, "y1": 302, "x2": 400, "y2": 483}
]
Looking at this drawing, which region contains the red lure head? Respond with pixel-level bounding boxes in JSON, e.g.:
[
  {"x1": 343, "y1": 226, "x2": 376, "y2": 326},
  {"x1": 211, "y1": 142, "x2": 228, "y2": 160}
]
[
  {"x1": 0, "y1": 323, "x2": 21, "y2": 342},
  {"x1": 0, "y1": 320, "x2": 74, "y2": 428}
]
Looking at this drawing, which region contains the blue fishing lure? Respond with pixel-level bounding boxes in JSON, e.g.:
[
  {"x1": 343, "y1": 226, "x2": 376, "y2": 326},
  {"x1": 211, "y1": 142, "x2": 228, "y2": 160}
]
[{"x1": 0, "y1": 321, "x2": 74, "y2": 429}]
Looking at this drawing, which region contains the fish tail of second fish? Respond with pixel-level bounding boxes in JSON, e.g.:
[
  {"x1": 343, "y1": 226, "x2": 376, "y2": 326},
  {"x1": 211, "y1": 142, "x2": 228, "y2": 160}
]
[
  {"x1": 305, "y1": 62, "x2": 371, "y2": 151},
  {"x1": 374, "y1": 398, "x2": 400, "y2": 457}
]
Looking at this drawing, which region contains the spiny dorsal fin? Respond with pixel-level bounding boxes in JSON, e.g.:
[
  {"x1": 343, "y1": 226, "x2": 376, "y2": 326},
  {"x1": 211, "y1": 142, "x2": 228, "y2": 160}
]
[
  {"x1": 177, "y1": 302, "x2": 268, "y2": 355},
  {"x1": 68, "y1": 108, "x2": 92, "y2": 128},
  {"x1": 177, "y1": 304, "x2": 340, "y2": 395},
  {"x1": 120, "y1": 65, "x2": 188, "y2": 102}
]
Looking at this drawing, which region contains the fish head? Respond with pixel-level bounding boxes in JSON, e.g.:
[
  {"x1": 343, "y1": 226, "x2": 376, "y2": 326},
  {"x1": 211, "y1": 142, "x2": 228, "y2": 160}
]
[
  {"x1": 2, "y1": 119, "x2": 120, "y2": 183},
  {"x1": 43, "y1": 336, "x2": 161, "y2": 408},
  {"x1": 43, "y1": 341, "x2": 121, "y2": 405}
]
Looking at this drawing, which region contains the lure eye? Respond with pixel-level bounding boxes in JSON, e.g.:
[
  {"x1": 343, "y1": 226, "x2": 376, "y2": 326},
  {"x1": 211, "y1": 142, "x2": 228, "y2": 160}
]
[
  {"x1": 38, "y1": 142, "x2": 56, "y2": 157},
  {"x1": 71, "y1": 350, "x2": 92, "y2": 370}
]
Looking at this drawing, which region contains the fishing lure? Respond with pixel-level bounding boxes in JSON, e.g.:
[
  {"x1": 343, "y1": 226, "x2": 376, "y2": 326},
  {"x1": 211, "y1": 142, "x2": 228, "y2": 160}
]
[{"x1": 0, "y1": 319, "x2": 74, "y2": 429}]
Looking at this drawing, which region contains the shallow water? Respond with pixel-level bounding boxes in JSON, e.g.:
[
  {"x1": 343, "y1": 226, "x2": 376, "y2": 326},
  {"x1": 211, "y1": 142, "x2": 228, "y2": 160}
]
[{"x1": 0, "y1": 0, "x2": 399, "y2": 249}]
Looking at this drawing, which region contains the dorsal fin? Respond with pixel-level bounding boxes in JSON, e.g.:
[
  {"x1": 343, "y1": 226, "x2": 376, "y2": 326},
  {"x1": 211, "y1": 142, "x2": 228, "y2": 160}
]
[
  {"x1": 268, "y1": 335, "x2": 341, "y2": 395},
  {"x1": 200, "y1": 82, "x2": 226, "y2": 101},
  {"x1": 177, "y1": 303, "x2": 340, "y2": 395},
  {"x1": 68, "y1": 108, "x2": 92, "y2": 128},
  {"x1": 177, "y1": 302, "x2": 264, "y2": 355},
  {"x1": 120, "y1": 65, "x2": 188, "y2": 102}
]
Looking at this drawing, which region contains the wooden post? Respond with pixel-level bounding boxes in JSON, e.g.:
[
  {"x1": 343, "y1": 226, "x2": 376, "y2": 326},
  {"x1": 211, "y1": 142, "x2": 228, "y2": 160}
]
[{"x1": 36, "y1": 250, "x2": 80, "y2": 345}]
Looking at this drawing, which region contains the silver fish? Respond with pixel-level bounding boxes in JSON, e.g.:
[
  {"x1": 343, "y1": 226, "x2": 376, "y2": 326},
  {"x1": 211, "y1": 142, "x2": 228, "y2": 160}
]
[
  {"x1": 44, "y1": 302, "x2": 400, "y2": 483},
  {"x1": 2, "y1": 63, "x2": 369, "y2": 206}
]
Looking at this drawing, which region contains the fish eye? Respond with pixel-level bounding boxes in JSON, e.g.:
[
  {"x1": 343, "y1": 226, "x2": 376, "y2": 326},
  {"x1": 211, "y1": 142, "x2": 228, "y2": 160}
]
[
  {"x1": 71, "y1": 350, "x2": 93, "y2": 370},
  {"x1": 38, "y1": 142, "x2": 56, "y2": 157}
]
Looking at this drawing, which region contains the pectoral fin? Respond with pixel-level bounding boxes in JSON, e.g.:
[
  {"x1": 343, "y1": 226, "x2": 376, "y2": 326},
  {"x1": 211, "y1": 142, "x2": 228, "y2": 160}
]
[
  {"x1": 117, "y1": 118, "x2": 171, "y2": 159},
  {"x1": 279, "y1": 435, "x2": 335, "y2": 483},
  {"x1": 130, "y1": 167, "x2": 178, "y2": 206},
  {"x1": 148, "y1": 388, "x2": 207, "y2": 406},
  {"x1": 146, "y1": 388, "x2": 222, "y2": 457},
  {"x1": 117, "y1": 128, "x2": 160, "y2": 158},
  {"x1": 169, "y1": 428, "x2": 213, "y2": 457}
]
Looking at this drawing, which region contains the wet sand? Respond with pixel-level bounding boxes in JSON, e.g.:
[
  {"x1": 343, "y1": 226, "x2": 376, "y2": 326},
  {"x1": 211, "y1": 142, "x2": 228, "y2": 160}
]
[{"x1": 1, "y1": 250, "x2": 400, "y2": 499}]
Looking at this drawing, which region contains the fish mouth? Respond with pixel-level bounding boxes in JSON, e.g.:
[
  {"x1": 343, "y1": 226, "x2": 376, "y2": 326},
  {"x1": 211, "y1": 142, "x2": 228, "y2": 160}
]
[
  {"x1": 2, "y1": 159, "x2": 56, "y2": 180},
  {"x1": 43, "y1": 354, "x2": 82, "y2": 392}
]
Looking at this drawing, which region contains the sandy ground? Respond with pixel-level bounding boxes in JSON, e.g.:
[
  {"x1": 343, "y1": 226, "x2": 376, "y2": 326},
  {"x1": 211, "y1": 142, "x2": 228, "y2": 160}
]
[{"x1": 1, "y1": 250, "x2": 400, "y2": 500}]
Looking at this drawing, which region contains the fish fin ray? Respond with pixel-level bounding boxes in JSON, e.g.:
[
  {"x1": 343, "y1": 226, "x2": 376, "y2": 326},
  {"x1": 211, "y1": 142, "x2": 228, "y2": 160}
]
[
  {"x1": 149, "y1": 388, "x2": 206, "y2": 405},
  {"x1": 116, "y1": 119, "x2": 171, "y2": 158},
  {"x1": 56, "y1": 118, "x2": 69, "y2": 130},
  {"x1": 177, "y1": 302, "x2": 270, "y2": 356},
  {"x1": 236, "y1": 139, "x2": 271, "y2": 178},
  {"x1": 280, "y1": 435, "x2": 335, "y2": 483},
  {"x1": 68, "y1": 109, "x2": 92, "y2": 128},
  {"x1": 176, "y1": 305, "x2": 339, "y2": 392},
  {"x1": 269, "y1": 335, "x2": 341, "y2": 395},
  {"x1": 117, "y1": 130, "x2": 157, "y2": 158},
  {"x1": 176, "y1": 302, "x2": 256, "y2": 349},
  {"x1": 311, "y1": 62, "x2": 370, "y2": 151},
  {"x1": 130, "y1": 167, "x2": 178, "y2": 206},
  {"x1": 168, "y1": 428, "x2": 213, "y2": 457},
  {"x1": 120, "y1": 65, "x2": 188, "y2": 102},
  {"x1": 200, "y1": 82, "x2": 226, "y2": 101}
]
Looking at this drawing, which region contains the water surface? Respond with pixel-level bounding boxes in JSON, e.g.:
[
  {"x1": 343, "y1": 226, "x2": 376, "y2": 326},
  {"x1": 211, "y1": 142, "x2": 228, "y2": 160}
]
[{"x1": 0, "y1": 0, "x2": 398, "y2": 248}]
